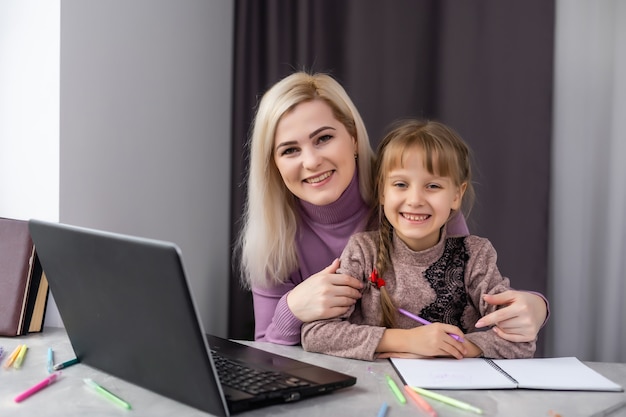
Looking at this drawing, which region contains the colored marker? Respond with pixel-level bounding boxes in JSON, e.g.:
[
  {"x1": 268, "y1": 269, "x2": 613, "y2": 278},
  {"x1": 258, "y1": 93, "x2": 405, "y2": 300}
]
[
  {"x1": 404, "y1": 384, "x2": 437, "y2": 417},
  {"x1": 377, "y1": 402, "x2": 389, "y2": 417},
  {"x1": 13, "y1": 344, "x2": 28, "y2": 368},
  {"x1": 385, "y1": 374, "x2": 406, "y2": 404},
  {"x1": 398, "y1": 308, "x2": 463, "y2": 342},
  {"x1": 410, "y1": 386, "x2": 483, "y2": 414},
  {"x1": 4, "y1": 345, "x2": 23, "y2": 368},
  {"x1": 14, "y1": 373, "x2": 60, "y2": 402},
  {"x1": 53, "y1": 357, "x2": 79, "y2": 371},
  {"x1": 84, "y1": 378, "x2": 132, "y2": 409},
  {"x1": 591, "y1": 401, "x2": 626, "y2": 417},
  {"x1": 47, "y1": 348, "x2": 54, "y2": 373}
]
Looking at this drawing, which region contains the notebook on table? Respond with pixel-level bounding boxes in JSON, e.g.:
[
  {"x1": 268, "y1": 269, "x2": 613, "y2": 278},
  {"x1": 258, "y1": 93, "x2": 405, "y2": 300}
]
[
  {"x1": 29, "y1": 219, "x2": 356, "y2": 416},
  {"x1": 390, "y1": 357, "x2": 623, "y2": 391}
]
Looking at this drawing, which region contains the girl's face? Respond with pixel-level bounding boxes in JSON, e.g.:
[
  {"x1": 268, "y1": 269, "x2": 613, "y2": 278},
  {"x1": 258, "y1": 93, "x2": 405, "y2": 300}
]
[
  {"x1": 273, "y1": 100, "x2": 357, "y2": 206},
  {"x1": 381, "y1": 147, "x2": 466, "y2": 252}
]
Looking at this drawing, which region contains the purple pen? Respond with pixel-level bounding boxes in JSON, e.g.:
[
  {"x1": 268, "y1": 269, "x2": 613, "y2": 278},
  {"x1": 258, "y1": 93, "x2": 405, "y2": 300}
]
[{"x1": 398, "y1": 308, "x2": 464, "y2": 342}]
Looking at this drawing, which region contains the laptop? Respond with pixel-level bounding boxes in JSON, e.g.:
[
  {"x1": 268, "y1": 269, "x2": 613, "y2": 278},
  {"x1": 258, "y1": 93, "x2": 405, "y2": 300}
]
[{"x1": 28, "y1": 219, "x2": 356, "y2": 416}]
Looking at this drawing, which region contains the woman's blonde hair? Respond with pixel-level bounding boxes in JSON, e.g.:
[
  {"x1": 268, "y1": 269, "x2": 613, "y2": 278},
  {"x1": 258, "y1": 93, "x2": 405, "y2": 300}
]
[
  {"x1": 373, "y1": 119, "x2": 475, "y2": 328},
  {"x1": 238, "y1": 72, "x2": 375, "y2": 289}
]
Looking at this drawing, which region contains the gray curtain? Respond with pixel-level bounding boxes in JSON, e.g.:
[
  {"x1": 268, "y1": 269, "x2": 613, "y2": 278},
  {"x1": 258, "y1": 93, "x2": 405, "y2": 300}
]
[
  {"x1": 549, "y1": 0, "x2": 626, "y2": 362},
  {"x1": 229, "y1": 0, "x2": 555, "y2": 357}
]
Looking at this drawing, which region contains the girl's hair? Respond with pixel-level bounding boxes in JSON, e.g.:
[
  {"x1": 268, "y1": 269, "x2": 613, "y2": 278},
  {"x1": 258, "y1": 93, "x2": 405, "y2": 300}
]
[
  {"x1": 372, "y1": 119, "x2": 475, "y2": 328},
  {"x1": 237, "y1": 72, "x2": 375, "y2": 289}
]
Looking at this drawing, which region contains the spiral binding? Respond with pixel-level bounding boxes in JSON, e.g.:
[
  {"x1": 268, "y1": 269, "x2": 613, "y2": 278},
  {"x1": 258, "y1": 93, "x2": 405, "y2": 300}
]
[{"x1": 484, "y1": 358, "x2": 519, "y2": 384}]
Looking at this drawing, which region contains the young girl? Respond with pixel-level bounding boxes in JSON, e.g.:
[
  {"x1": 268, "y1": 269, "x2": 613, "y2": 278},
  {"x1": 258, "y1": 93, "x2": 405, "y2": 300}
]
[{"x1": 301, "y1": 119, "x2": 536, "y2": 361}]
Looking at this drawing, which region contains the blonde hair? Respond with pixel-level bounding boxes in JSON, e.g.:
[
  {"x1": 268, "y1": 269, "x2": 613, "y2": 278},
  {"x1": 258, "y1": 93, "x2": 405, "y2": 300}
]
[
  {"x1": 238, "y1": 72, "x2": 375, "y2": 289},
  {"x1": 373, "y1": 119, "x2": 475, "y2": 327}
]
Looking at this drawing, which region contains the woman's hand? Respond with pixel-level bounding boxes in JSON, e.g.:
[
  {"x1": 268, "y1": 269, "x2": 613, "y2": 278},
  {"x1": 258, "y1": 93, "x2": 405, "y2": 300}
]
[
  {"x1": 475, "y1": 290, "x2": 548, "y2": 342},
  {"x1": 286, "y1": 259, "x2": 363, "y2": 323}
]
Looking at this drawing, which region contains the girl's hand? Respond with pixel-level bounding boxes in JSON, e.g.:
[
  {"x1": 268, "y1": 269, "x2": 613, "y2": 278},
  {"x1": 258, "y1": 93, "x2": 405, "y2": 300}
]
[
  {"x1": 475, "y1": 290, "x2": 548, "y2": 342},
  {"x1": 287, "y1": 259, "x2": 363, "y2": 323},
  {"x1": 405, "y1": 324, "x2": 468, "y2": 359},
  {"x1": 379, "y1": 324, "x2": 467, "y2": 359}
]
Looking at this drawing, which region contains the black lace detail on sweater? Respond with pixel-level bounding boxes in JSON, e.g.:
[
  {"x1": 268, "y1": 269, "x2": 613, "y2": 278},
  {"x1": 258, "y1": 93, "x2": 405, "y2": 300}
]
[{"x1": 420, "y1": 237, "x2": 469, "y2": 332}]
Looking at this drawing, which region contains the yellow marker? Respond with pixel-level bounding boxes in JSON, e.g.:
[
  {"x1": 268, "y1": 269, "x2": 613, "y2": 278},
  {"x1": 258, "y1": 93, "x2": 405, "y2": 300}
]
[{"x1": 13, "y1": 344, "x2": 28, "y2": 369}]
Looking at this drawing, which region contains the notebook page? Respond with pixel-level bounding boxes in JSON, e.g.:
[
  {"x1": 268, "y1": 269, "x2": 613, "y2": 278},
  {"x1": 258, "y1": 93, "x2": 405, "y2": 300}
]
[
  {"x1": 492, "y1": 357, "x2": 623, "y2": 391},
  {"x1": 390, "y1": 358, "x2": 517, "y2": 389}
]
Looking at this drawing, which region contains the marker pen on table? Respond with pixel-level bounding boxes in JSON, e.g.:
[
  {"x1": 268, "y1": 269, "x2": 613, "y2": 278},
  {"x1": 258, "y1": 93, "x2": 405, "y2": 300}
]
[
  {"x1": 398, "y1": 308, "x2": 464, "y2": 342},
  {"x1": 385, "y1": 375, "x2": 406, "y2": 404},
  {"x1": 410, "y1": 386, "x2": 483, "y2": 415},
  {"x1": 13, "y1": 344, "x2": 28, "y2": 368},
  {"x1": 590, "y1": 401, "x2": 626, "y2": 417},
  {"x1": 14, "y1": 373, "x2": 60, "y2": 403},
  {"x1": 376, "y1": 402, "x2": 389, "y2": 417},
  {"x1": 3, "y1": 345, "x2": 22, "y2": 368},
  {"x1": 53, "y1": 357, "x2": 79, "y2": 371},
  {"x1": 404, "y1": 384, "x2": 437, "y2": 417},
  {"x1": 84, "y1": 378, "x2": 132, "y2": 409},
  {"x1": 47, "y1": 348, "x2": 54, "y2": 373}
]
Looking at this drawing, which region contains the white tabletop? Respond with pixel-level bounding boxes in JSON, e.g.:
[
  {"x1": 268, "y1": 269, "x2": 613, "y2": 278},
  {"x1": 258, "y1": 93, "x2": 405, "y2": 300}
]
[{"x1": 1, "y1": 328, "x2": 625, "y2": 416}]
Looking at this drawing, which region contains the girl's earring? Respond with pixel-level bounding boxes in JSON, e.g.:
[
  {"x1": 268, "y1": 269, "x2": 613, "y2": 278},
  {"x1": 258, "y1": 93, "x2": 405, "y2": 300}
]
[{"x1": 354, "y1": 153, "x2": 358, "y2": 160}]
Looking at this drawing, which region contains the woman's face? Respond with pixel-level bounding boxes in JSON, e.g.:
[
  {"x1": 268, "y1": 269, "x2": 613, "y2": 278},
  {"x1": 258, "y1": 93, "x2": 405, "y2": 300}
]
[{"x1": 273, "y1": 100, "x2": 357, "y2": 206}]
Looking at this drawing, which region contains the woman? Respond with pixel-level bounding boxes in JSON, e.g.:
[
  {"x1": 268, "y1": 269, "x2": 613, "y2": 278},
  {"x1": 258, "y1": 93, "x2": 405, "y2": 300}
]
[{"x1": 237, "y1": 71, "x2": 547, "y2": 345}]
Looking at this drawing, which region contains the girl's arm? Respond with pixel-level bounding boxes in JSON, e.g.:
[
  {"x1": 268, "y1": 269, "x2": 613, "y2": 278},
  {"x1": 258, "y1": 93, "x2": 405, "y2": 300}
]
[
  {"x1": 302, "y1": 318, "x2": 386, "y2": 360},
  {"x1": 378, "y1": 326, "x2": 472, "y2": 359}
]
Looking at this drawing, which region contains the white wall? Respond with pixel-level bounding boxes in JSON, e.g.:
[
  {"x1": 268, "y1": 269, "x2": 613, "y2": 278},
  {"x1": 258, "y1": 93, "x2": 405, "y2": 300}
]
[
  {"x1": 0, "y1": 0, "x2": 62, "y2": 327},
  {"x1": 0, "y1": 1, "x2": 60, "y2": 224},
  {"x1": 1, "y1": 0, "x2": 234, "y2": 337},
  {"x1": 59, "y1": 0, "x2": 233, "y2": 337}
]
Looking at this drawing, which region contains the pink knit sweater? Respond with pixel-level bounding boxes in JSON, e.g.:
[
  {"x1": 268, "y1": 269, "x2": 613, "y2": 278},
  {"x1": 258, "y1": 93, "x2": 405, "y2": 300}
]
[{"x1": 301, "y1": 228, "x2": 537, "y2": 361}]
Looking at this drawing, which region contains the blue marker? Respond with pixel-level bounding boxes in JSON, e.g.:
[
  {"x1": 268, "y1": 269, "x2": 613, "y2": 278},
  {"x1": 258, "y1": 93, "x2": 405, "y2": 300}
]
[{"x1": 377, "y1": 402, "x2": 389, "y2": 417}]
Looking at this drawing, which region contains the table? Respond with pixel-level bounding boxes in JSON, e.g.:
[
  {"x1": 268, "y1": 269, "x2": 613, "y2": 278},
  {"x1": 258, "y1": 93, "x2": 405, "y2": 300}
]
[{"x1": 1, "y1": 328, "x2": 625, "y2": 416}]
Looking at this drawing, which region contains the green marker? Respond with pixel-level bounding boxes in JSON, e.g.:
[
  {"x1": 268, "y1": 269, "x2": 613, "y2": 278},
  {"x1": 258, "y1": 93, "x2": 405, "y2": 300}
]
[
  {"x1": 411, "y1": 386, "x2": 483, "y2": 414},
  {"x1": 84, "y1": 378, "x2": 132, "y2": 409}
]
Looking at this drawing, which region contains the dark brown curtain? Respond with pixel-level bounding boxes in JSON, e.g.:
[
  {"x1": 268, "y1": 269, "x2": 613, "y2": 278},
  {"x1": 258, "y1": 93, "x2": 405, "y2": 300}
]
[{"x1": 229, "y1": 0, "x2": 554, "y2": 355}]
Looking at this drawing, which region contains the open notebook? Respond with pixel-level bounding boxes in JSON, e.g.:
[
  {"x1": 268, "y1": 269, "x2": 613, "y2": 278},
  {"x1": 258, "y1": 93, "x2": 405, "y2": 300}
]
[{"x1": 390, "y1": 357, "x2": 623, "y2": 391}]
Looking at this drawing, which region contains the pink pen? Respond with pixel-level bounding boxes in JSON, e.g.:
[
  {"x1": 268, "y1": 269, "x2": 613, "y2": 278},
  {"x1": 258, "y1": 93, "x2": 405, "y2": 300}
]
[
  {"x1": 14, "y1": 373, "x2": 60, "y2": 403},
  {"x1": 398, "y1": 308, "x2": 464, "y2": 342}
]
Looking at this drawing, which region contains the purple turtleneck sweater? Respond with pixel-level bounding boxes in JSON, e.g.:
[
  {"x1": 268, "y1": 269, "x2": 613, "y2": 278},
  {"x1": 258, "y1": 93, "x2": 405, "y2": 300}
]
[{"x1": 252, "y1": 173, "x2": 469, "y2": 345}]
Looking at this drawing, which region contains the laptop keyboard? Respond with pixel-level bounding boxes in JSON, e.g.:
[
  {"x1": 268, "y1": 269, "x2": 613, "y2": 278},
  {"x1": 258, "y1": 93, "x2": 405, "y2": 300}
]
[{"x1": 211, "y1": 350, "x2": 312, "y2": 396}]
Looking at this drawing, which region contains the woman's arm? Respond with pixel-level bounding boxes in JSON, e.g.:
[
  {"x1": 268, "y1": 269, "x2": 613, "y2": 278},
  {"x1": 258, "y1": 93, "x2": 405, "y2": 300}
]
[
  {"x1": 447, "y1": 215, "x2": 549, "y2": 343},
  {"x1": 253, "y1": 260, "x2": 363, "y2": 345},
  {"x1": 252, "y1": 284, "x2": 302, "y2": 345},
  {"x1": 462, "y1": 236, "x2": 537, "y2": 358}
]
